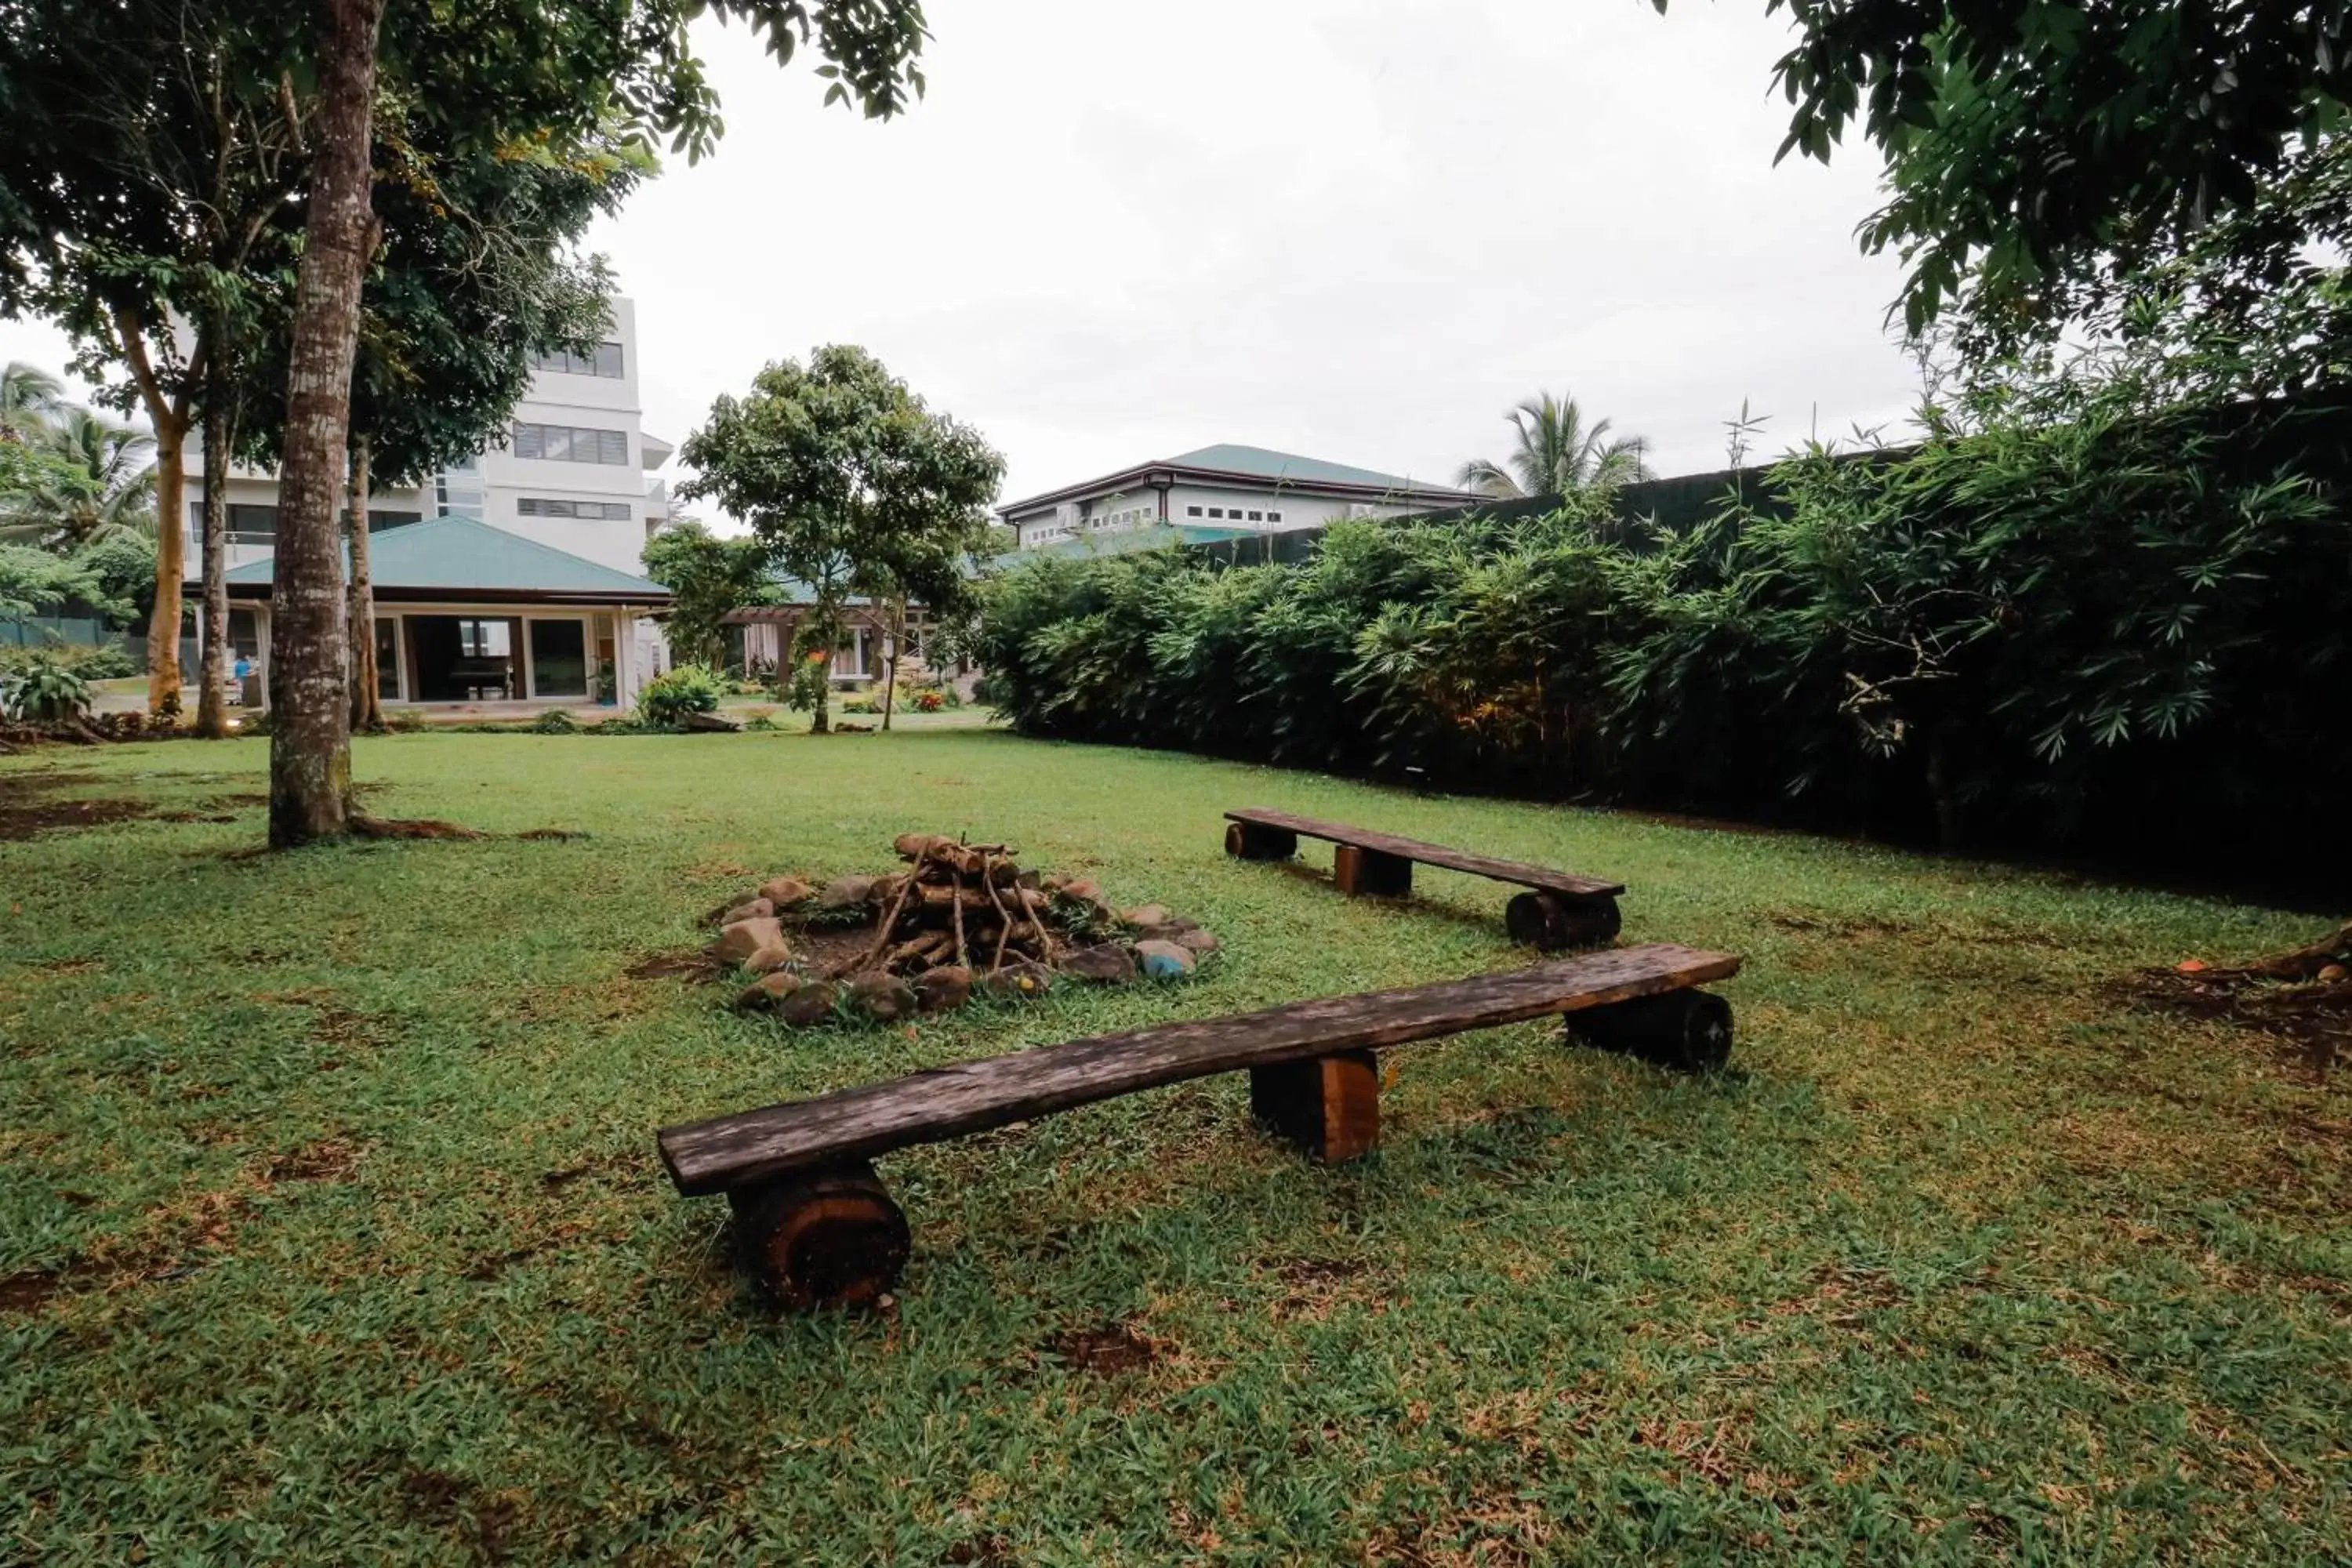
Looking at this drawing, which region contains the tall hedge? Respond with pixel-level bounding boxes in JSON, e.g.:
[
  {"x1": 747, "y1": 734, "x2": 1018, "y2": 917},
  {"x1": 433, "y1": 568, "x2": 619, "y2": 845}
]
[{"x1": 974, "y1": 394, "x2": 2352, "y2": 887}]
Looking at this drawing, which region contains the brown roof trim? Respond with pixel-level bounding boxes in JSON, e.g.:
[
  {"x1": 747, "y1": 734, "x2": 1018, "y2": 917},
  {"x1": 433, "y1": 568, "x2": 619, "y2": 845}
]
[
  {"x1": 207, "y1": 582, "x2": 670, "y2": 608},
  {"x1": 999, "y1": 461, "x2": 1470, "y2": 520}
]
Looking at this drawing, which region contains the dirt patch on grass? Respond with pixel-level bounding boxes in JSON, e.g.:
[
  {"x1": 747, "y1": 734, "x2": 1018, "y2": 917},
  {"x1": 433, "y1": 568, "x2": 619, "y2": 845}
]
[
  {"x1": 624, "y1": 951, "x2": 724, "y2": 982},
  {"x1": 0, "y1": 793, "x2": 158, "y2": 840},
  {"x1": 2113, "y1": 966, "x2": 2350, "y2": 1077},
  {"x1": 1270, "y1": 1256, "x2": 1370, "y2": 1287},
  {"x1": 0, "y1": 1265, "x2": 81, "y2": 1315},
  {"x1": 398, "y1": 1468, "x2": 519, "y2": 1560},
  {"x1": 267, "y1": 1140, "x2": 365, "y2": 1182},
  {"x1": 265, "y1": 990, "x2": 395, "y2": 1052},
  {"x1": 1046, "y1": 1322, "x2": 1159, "y2": 1375}
]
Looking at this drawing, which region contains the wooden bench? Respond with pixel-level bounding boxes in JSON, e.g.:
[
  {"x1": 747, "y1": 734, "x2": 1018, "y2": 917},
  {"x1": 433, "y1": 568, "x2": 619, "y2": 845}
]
[
  {"x1": 657, "y1": 942, "x2": 1740, "y2": 1308},
  {"x1": 1224, "y1": 807, "x2": 1628, "y2": 950}
]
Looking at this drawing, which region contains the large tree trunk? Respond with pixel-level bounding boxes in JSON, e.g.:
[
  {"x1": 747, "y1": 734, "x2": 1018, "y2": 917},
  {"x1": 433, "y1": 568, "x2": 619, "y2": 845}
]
[
  {"x1": 147, "y1": 431, "x2": 188, "y2": 719},
  {"x1": 266, "y1": 0, "x2": 384, "y2": 846},
  {"x1": 114, "y1": 311, "x2": 194, "y2": 720},
  {"x1": 880, "y1": 602, "x2": 902, "y2": 732},
  {"x1": 347, "y1": 432, "x2": 383, "y2": 731},
  {"x1": 194, "y1": 368, "x2": 237, "y2": 739}
]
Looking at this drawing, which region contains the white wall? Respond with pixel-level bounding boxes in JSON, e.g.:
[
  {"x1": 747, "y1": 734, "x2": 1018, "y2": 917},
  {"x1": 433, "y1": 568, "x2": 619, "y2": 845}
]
[
  {"x1": 1164, "y1": 482, "x2": 1407, "y2": 532},
  {"x1": 479, "y1": 297, "x2": 665, "y2": 575},
  {"x1": 182, "y1": 296, "x2": 671, "y2": 580}
]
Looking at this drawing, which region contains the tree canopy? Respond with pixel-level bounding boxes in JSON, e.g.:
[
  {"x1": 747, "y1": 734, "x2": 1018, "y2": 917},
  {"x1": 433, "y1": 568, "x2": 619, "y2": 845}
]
[
  {"x1": 641, "y1": 520, "x2": 781, "y2": 670},
  {"x1": 1456, "y1": 392, "x2": 1649, "y2": 500},
  {"x1": 1693, "y1": 0, "x2": 2352, "y2": 336},
  {"x1": 680, "y1": 344, "x2": 1002, "y2": 731}
]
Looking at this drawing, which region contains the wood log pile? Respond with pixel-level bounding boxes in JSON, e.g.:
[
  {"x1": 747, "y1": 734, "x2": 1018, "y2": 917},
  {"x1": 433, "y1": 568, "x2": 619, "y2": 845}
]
[{"x1": 704, "y1": 833, "x2": 1221, "y2": 1025}]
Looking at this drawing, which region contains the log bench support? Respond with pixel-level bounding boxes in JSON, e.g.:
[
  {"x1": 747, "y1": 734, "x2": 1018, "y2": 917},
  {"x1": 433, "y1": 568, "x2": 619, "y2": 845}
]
[
  {"x1": 1505, "y1": 891, "x2": 1624, "y2": 953},
  {"x1": 1566, "y1": 989, "x2": 1733, "y2": 1073},
  {"x1": 1332, "y1": 845, "x2": 1414, "y2": 899},
  {"x1": 1250, "y1": 1050, "x2": 1381, "y2": 1162},
  {"x1": 1225, "y1": 820, "x2": 1298, "y2": 861},
  {"x1": 728, "y1": 1160, "x2": 911, "y2": 1309}
]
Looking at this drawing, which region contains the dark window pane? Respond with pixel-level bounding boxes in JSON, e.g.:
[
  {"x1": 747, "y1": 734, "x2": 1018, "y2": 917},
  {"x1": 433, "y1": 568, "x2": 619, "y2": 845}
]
[
  {"x1": 375, "y1": 617, "x2": 399, "y2": 700},
  {"x1": 514, "y1": 423, "x2": 543, "y2": 459},
  {"x1": 530, "y1": 618, "x2": 587, "y2": 697},
  {"x1": 593, "y1": 342, "x2": 625, "y2": 377},
  {"x1": 598, "y1": 430, "x2": 628, "y2": 464}
]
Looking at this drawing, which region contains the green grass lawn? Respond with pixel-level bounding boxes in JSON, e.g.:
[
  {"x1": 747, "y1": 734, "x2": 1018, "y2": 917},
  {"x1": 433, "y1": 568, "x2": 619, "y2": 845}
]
[{"x1": 2, "y1": 730, "x2": 2345, "y2": 1563}]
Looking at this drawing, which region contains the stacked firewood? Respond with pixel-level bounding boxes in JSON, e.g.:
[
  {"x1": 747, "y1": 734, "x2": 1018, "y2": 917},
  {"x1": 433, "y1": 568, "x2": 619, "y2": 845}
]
[{"x1": 704, "y1": 833, "x2": 1221, "y2": 1025}]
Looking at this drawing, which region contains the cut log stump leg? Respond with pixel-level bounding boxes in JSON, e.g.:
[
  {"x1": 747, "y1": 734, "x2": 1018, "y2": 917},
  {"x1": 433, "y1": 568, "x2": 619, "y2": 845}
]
[
  {"x1": 1250, "y1": 1050, "x2": 1381, "y2": 1162},
  {"x1": 1506, "y1": 891, "x2": 1624, "y2": 951},
  {"x1": 1332, "y1": 846, "x2": 1413, "y2": 898},
  {"x1": 1225, "y1": 822, "x2": 1299, "y2": 861},
  {"x1": 1566, "y1": 989, "x2": 1733, "y2": 1073},
  {"x1": 728, "y1": 1160, "x2": 910, "y2": 1310}
]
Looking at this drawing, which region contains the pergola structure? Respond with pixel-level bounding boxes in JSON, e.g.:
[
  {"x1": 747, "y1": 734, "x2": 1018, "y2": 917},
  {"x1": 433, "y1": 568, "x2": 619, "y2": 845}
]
[{"x1": 718, "y1": 601, "x2": 943, "y2": 684}]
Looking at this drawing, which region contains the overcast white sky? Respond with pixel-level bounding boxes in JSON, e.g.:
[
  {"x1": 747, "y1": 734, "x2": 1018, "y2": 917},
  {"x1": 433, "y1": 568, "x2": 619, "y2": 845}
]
[{"x1": 1, "y1": 0, "x2": 1925, "y2": 507}]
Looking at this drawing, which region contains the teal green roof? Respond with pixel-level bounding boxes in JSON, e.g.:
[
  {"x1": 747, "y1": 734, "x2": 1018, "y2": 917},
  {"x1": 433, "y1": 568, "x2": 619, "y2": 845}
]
[
  {"x1": 1161, "y1": 444, "x2": 1463, "y2": 495},
  {"x1": 222, "y1": 515, "x2": 669, "y2": 598}
]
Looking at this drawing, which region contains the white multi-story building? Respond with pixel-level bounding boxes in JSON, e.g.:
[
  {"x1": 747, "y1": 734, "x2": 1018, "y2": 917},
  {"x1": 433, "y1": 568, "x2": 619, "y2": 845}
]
[
  {"x1": 187, "y1": 298, "x2": 678, "y2": 710},
  {"x1": 997, "y1": 443, "x2": 1474, "y2": 550}
]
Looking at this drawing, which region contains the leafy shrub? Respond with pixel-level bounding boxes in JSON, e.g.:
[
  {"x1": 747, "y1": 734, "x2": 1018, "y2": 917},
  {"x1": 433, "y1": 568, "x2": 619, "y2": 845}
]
[
  {"x1": 912, "y1": 689, "x2": 945, "y2": 713},
  {"x1": 741, "y1": 710, "x2": 780, "y2": 731},
  {"x1": 73, "y1": 643, "x2": 138, "y2": 680},
  {"x1": 634, "y1": 664, "x2": 726, "y2": 729},
  {"x1": 972, "y1": 390, "x2": 2352, "y2": 882},
  {"x1": 0, "y1": 640, "x2": 136, "y2": 681},
  {"x1": 530, "y1": 708, "x2": 583, "y2": 735},
  {"x1": 1, "y1": 652, "x2": 92, "y2": 722}
]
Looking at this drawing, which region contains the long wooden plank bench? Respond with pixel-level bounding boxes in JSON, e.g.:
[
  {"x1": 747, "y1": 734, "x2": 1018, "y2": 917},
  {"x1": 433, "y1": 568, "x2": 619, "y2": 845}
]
[
  {"x1": 1225, "y1": 806, "x2": 1628, "y2": 949},
  {"x1": 658, "y1": 942, "x2": 1740, "y2": 1308}
]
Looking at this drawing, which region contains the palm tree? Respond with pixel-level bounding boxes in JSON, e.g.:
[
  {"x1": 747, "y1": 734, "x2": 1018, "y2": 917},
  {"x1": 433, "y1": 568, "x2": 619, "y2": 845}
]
[
  {"x1": 0, "y1": 405, "x2": 157, "y2": 547},
  {"x1": 1456, "y1": 391, "x2": 1651, "y2": 499},
  {"x1": 0, "y1": 360, "x2": 65, "y2": 442}
]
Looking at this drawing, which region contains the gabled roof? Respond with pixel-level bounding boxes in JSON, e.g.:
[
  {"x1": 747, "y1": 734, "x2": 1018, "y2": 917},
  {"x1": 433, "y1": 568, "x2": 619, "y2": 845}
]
[
  {"x1": 218, "y1": 515, "x2": 670, "y2": 604},
  {"x1": 998, "y1": 443, "x2": 1474, "y2": 519},
  {"x1": 1158, "y1": 444, "x2": 1447, "y2": 493}
]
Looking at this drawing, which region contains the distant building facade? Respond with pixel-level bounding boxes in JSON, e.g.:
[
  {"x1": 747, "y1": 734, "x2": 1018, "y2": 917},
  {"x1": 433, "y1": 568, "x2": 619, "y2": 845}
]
[
  {"x1": 182, "y1": 297, "x2": 678, "y2": 708},
  {"x1": 996, "y1": 444, "x2": 1474, "y2": 550}
]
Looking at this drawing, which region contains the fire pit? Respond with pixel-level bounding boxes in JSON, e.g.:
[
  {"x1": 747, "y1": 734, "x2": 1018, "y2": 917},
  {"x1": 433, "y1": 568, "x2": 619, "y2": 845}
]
[{"x1": 704, "y1": 833, "x2": 1220, "y2": 1025}]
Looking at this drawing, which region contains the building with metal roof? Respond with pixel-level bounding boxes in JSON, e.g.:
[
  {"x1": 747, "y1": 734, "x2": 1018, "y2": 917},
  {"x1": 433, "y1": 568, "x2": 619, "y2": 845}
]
[
  {"x1": 203, "y1": 516, "x2": 671, "y2": 710},
  {"x1": 996, "y1": 444, "x2": 1474, "y2": 550}
]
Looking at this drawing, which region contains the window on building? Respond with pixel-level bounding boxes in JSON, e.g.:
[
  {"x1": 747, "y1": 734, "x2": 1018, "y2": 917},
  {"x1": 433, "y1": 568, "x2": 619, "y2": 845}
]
[
  {"x1": 530, "y1": 342, "x2": 626, "y2": 378},
  {"x1": 1186, "y1": 506, "x2": 1202, "y2": 517},
  {"x1": 1267, "y1": 510, "x2": 1283, "y2": 523},
  {"x1": 187, "y1": 501, "x2": 283, "y2": 542},
  {"x1": 513, "y1": 423, "x2": 630, "y2": 464},
  {"x1": 458, "y1": 619, "x2": 513, "y2": 659},
  {"x1": 1247, "y1": 510, "x2": 1263, "y2": 521},
  {"x1": 374, "y1": 617, "x2": 400, "y2": 702},
  {"x1": 517, "y1": 498, "x2": 633, "y2": 520},
  {"x1": 1207, "y1": 507, "x2": 1224, "y2": 519},
  {"x1": 528, "y1": 619, "x2": 589, "y2": 697}
]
